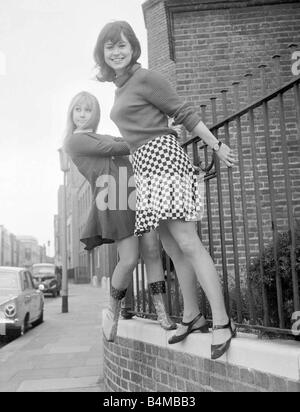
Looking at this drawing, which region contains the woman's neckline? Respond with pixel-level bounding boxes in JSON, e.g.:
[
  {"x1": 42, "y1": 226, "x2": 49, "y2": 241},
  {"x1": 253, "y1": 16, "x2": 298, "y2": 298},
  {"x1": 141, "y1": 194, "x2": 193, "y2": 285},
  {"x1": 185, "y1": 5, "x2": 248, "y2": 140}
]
[
  {"x1": 73, "y1": 129, "x2": 93, "y2": 134},
  {"x1": 113, "y1": 63, "x2": 141, "y2": 88}
]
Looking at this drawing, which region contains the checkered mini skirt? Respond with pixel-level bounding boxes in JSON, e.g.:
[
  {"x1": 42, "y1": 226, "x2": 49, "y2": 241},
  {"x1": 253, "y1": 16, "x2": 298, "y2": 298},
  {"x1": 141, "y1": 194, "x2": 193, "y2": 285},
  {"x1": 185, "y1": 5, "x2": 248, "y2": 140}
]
[{"x1": 131, "y1": 134, "x2": 203, "y2": 236}]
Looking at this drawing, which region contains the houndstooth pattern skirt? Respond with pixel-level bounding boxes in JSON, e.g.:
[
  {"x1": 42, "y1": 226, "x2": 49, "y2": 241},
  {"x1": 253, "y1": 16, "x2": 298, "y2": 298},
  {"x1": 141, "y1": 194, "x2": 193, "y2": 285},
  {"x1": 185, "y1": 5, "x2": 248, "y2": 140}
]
[{"x1": 131, "y1": 134, "x2": 203, "y2": 236}]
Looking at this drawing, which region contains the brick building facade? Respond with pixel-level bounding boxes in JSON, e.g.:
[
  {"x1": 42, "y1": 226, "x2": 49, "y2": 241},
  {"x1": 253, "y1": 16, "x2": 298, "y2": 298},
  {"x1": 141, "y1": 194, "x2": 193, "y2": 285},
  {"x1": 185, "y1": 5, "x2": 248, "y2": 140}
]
[
  {"x1": 143, "y1": 0, "x2": 300, "y2": 101},
  {"x1": 142, "y1": 0, "x2": 300, "y2": 302}
]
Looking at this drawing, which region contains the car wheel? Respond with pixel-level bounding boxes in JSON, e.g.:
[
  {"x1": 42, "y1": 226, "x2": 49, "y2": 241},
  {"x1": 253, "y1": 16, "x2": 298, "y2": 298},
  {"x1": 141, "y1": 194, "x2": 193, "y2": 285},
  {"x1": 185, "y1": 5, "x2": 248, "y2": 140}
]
[
  {"x1": 7, "y1": 316, "x2": 28, "y2": 341},
  {"x1": 32, "y1": 309, "x2": 44, "y2": 327},
  {"x1": 21, "y1": 315, "x2": 30, "y2": 335},
  {"x1": 6, "y1": 328, "x2": 21, "y2": 341}
]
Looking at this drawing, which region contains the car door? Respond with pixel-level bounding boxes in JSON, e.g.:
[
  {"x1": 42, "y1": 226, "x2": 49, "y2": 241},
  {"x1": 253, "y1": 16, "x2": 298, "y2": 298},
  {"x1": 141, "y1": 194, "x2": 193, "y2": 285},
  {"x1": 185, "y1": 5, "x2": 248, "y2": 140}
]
[
  {"x1": 19, "y1": 270, "x2": 31, "y2": 323},
  {"x1": 24, "y1": 271, "x2": 40, "y2": 322},
  {"x1": 29, "y1": 271, "x2": 43, "y2": 319}
]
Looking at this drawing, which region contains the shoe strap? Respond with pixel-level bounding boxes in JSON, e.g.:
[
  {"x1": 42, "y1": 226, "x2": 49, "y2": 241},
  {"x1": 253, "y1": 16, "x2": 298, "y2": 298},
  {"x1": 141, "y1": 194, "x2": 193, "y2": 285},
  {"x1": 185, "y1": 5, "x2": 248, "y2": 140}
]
[
  {"x1": 181, "y1": 312, "x2": 203, "y2": 327},
  {"x1": 111, "y1": 286, "x2": 127, "y2": 300},
  {"x1": 212, "y1": 318, "x2": 231, "y2": 331},
  {"x1": 149, "y1": 281, "x2": 166, "y2": 295}
]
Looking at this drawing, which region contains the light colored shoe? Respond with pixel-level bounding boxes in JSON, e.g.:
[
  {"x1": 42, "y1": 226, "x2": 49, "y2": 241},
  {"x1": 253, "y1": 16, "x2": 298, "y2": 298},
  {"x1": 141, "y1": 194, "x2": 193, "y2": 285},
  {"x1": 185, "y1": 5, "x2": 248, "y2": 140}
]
[
  {"x1": 149, "y1": 281, "x2": 177, "y2": 331},
  {"x1": 102, "y1": 286, "x2": 126, "y2": 342}
]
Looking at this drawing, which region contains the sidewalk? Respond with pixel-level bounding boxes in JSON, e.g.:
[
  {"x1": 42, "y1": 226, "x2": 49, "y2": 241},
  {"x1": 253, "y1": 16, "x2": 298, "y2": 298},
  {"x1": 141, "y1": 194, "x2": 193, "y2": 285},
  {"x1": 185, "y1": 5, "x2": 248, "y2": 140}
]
[{"x1": 0, "y1": 283, "x2": 109, "y2": 392}]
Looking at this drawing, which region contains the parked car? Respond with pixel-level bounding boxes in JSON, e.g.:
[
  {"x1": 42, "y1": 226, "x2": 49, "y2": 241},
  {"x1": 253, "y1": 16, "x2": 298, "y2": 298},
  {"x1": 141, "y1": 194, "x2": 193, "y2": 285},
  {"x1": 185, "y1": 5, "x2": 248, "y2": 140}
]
[
  {"x1": 0, "y1": 266, "x2": 44, "y2": 340},
  {"x1": 31, "y1": 263, "x2": 61, "y2": 297}
]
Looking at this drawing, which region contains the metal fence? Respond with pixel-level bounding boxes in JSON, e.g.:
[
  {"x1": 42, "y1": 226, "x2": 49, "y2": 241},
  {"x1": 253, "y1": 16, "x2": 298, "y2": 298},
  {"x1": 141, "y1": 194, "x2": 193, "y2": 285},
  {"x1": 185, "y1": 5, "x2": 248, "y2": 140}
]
[{"x1": 126, "y1": 52, "x2": 300, "y2": 338}]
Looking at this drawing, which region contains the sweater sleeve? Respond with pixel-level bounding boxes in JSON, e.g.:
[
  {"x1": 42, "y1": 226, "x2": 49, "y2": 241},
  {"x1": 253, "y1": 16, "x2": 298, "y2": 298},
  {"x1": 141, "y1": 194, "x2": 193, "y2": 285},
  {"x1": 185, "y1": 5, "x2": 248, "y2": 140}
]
[
  {"x1": 64, "y1": 133, "x2": 130, "y2": 157},
  {"x1": 112, "y1": 136, "x2": 128, "y2": 143},
  {"x1": 142, "y1": 70, "x2": 201, "y2": 132}
]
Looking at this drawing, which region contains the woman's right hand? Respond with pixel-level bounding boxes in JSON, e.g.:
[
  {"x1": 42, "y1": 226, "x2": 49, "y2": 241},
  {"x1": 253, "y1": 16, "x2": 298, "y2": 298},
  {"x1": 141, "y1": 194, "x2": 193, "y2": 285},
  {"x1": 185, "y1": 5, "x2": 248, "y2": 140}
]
[{"x1": 216, "y1": 143, "x2": 237, "y2": 168}]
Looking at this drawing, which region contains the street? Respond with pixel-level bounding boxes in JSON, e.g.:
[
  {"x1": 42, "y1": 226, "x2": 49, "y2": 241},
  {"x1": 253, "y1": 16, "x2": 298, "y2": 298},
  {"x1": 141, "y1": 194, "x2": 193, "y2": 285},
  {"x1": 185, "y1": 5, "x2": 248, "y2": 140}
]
[
  {"x1": 0, "y1": 283, "x2": 106, "y2": 392},
  {"x1": 0, "y1": 294, "x2": 58, "y2": 349}
]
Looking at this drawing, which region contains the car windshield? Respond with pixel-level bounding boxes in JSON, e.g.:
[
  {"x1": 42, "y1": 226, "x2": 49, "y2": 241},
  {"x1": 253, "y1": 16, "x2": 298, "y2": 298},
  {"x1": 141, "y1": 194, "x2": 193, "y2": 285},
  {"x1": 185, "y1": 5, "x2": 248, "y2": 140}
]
[
  {"x1": 33, "y1": 275, "x2": 55, "y2": 282},
  {"x1": 32, "y1": 265, "x2": 55, "y2": 276},
  {"x1": 0, "y1": 271, "x2": 19, "y2": 296}
]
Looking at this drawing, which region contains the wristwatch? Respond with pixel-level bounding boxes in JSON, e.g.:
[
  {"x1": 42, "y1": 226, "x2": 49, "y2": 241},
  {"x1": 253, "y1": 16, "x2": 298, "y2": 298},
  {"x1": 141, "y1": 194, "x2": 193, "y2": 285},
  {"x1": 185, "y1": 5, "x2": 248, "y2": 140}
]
[{"x1": 213, "y1": 141, "x2": 222, "y2": 151}]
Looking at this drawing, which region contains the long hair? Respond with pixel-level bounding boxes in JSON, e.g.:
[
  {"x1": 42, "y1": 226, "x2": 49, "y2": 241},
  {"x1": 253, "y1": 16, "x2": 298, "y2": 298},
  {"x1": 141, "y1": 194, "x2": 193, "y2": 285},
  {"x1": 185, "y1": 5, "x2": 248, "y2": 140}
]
[
  {"x1": 63, "y1": 91, "x2": 101, "y2": 145},
  {"x1": 93, "y1": 21, "x2": 141, "y2": 82}
]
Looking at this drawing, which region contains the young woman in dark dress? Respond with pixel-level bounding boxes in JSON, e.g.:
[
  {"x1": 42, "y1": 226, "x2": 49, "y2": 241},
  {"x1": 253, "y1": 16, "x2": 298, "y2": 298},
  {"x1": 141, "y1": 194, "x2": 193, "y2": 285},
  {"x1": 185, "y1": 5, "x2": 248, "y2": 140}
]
[
  {"x1": 93, "y1": 21, "x2": 237, "y2": 360},
  {"x1": 64, "y1": 91, "x2": 177, "y2": 342}
]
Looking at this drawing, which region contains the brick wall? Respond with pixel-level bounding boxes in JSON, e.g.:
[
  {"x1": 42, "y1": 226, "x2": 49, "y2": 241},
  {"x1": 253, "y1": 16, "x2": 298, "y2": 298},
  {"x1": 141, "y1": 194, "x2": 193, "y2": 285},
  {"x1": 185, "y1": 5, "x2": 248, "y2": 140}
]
[
  {"x1": 143, "y1": 0, "x2": 176, "y2": 87},
  {"x1": 143, "y1": 0, "x2": 300, "y2": 323},
  {"x1": 171, "y1": 2, "x2": 299, "y2": 103},
  {"x1": 103, "y1": 336, "x2": 300, "y2": 392},
  {"x1": 143, "y1": 0, "x2": 300, "y2": 91}
]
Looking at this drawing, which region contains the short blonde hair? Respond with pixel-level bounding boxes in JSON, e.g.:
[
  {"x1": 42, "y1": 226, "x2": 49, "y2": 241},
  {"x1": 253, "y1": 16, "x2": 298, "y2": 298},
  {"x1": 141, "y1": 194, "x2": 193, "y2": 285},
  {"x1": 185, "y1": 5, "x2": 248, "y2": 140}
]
[{"x1": 64, "y1": 91, "x2": 101, "y2": 139}]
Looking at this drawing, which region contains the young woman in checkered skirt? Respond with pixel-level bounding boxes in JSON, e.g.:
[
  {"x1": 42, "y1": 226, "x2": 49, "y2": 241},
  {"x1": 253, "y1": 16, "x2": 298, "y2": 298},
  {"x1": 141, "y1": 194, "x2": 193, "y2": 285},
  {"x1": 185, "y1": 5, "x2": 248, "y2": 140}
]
[{"x1": 94, "y1": 21, "x2": 237, "y2": 360}]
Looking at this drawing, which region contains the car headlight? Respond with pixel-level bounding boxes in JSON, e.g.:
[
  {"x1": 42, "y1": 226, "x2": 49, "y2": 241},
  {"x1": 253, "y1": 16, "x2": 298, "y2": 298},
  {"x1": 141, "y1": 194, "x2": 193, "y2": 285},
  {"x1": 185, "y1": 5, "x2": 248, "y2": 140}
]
[
  {"x1": 39, "y1": 284, "x2": 45, "y2": 291},
  {"x1": 4, "y1": 303, "x2": 17, "y2": 318}
]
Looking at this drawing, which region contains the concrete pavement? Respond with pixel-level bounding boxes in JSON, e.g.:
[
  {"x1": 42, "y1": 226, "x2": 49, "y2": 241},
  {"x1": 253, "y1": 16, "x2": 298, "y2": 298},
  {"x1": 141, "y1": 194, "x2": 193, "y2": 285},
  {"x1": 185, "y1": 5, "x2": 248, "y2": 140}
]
[{"x1": 0, "y1": 282, "x2": 109, "y2": 392}]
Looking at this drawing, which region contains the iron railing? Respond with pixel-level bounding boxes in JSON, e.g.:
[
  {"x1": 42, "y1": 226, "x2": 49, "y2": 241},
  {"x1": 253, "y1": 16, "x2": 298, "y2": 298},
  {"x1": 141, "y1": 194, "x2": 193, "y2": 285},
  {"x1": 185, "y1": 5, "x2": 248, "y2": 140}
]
[{"x1": 125, "y1": 53, "x2": 300, "y2": 338}]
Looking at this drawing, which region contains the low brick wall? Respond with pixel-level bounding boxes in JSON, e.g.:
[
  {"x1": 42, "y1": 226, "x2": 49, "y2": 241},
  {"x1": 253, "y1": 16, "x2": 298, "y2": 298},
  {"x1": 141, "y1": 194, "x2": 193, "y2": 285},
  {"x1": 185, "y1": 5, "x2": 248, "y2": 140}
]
[{"x1": 103, "y1": 316, "x2": 300, "y2": 392}]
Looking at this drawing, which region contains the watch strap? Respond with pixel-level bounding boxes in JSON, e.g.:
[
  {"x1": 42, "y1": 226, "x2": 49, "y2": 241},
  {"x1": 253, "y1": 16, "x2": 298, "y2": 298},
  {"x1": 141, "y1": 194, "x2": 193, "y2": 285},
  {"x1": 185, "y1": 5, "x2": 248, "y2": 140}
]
[{"x1": 213, "y1": 141, "x2": 222, "y2": 151}]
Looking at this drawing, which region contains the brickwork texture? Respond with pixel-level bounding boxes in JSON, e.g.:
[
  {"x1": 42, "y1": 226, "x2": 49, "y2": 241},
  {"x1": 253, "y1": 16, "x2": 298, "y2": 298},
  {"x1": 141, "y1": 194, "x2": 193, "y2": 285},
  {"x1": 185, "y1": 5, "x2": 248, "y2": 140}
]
[
  {"x1": 103, "y1": 337, "x2": 300, "y2": 392},
  {"x1": 142, "y1": 0, "x2": 300, "y2": 324}
]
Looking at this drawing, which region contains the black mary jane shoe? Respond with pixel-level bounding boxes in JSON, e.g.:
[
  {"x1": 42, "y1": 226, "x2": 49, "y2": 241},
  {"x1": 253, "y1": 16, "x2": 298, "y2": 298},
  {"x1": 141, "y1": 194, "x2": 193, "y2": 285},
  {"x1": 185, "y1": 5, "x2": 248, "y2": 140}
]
[
  {"x1": 168, "y1": 313, "x2": 209, "y2": 345},
  {"x1": 211, "y1": 318, "x2": 237, "y2": 360}
]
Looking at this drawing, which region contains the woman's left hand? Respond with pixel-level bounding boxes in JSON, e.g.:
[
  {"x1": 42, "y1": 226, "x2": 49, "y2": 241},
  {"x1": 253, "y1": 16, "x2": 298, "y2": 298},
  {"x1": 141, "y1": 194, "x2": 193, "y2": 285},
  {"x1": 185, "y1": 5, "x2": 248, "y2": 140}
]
[
  {"x1": 216, "y1": 143, "x2": 237, "y2": 168},
  {"x1": 172, "y1": 125, "x2": 183, "y2": 139}
]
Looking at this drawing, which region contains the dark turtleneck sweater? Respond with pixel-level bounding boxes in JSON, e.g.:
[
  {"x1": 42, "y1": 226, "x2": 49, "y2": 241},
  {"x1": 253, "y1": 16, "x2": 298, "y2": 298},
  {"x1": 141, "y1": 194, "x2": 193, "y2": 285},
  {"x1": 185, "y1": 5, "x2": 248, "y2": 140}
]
[{"x1": 110, "y1": 64, "x2": 201, "y2": 152}]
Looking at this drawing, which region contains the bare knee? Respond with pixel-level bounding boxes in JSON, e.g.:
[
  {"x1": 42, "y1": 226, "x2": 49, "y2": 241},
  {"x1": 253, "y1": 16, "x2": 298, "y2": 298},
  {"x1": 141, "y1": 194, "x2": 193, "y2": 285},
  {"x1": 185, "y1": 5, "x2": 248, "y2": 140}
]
[
  {"x1": 140, "y1": 232, "x2": 161, "y2": 262},
  {"x1": 118, "y1": 253, "x2": 138, "y2": 273},
  {"x1": 177, "y1": 236, "x2": 199, "y2": 257},
  {"x1": 141, "y1": 241, "x2": 161, "y2": 262}
]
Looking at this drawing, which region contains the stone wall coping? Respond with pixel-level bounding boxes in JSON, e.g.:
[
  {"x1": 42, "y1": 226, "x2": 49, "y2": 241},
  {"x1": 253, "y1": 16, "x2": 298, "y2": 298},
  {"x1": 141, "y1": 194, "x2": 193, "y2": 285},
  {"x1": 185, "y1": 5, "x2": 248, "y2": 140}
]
[
  {"x1": 142, "y1": 0, "x2": 299, "y2": 11},
  {"x1": 113, "y1": 313, "x2": 300, "y2": 381}
]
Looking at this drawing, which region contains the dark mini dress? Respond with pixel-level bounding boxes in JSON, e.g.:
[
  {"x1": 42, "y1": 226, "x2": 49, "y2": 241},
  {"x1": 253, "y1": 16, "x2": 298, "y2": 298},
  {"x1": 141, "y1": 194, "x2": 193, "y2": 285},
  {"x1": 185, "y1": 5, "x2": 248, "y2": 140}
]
[{"x1": 64, "y1": 132, "x2": 136, "y2": 250}]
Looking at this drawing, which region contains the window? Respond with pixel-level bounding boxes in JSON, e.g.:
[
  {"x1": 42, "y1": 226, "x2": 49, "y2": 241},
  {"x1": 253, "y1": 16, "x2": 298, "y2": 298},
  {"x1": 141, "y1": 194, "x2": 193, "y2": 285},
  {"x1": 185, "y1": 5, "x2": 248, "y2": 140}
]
[
  {"x1": 21, "y1": 272, "x2": 29, "y2": 290},
  {"x1": 25, "y1": 271, "x2": 34, "y2": 289},
  {"x1": 25, "y1": 247, "x2": 31, "y2": 261},
  {"x1": 67, "y1": 224, "x2": 71, "y2": 244},
  {"x1": 97, "y1": 248, "x2": 100, "y2": 267}
]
